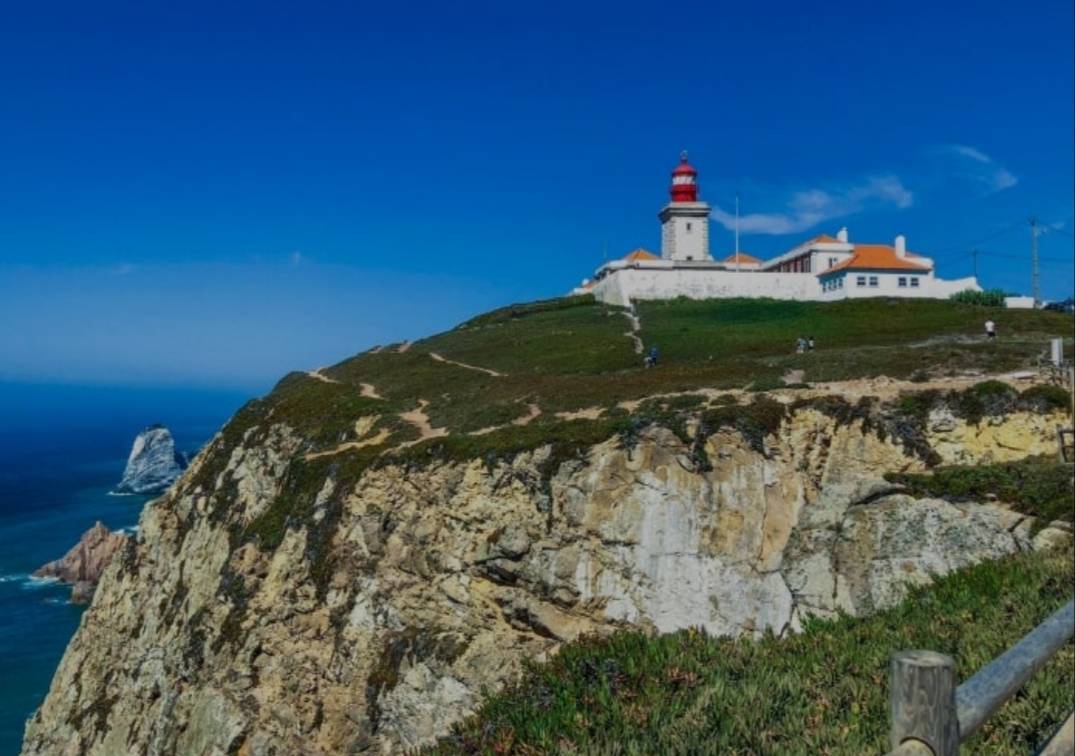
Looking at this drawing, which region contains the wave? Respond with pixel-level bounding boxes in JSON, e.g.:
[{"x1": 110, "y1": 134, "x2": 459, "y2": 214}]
[
  {"x1": 0, "y1": 573, "x2": 24, "y2": 584},
  {"x1": 22, "y1": 575, "x2": 61, "y2": 589}
]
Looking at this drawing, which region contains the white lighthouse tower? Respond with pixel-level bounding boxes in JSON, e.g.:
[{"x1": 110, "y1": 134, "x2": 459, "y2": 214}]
[{"x1": 659, "y1": 151, "x2": 712, "y2": 262}]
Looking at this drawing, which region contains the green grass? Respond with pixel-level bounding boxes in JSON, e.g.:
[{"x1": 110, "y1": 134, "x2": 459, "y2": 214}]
[
  {"x1": 637, "y1": 297, "x2": 1072, "y2": 382},
  {"x1": 887, "y1": 457, "x2": 1075, "y2": 528},
  {"x1": 430, "y1": 549, "x2": 1074, "y2": 755}
]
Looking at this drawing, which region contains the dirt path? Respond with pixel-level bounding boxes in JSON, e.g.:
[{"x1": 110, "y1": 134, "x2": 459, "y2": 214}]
[
  {"x1": 621, "y1": 309, "x2": 643, "y2": 355},
  {"x1": 398, "y1": 400, "x2": 449, "y2": 446},
  {"x1": 397, "y1": 341, "x2": 412, "y2": 353},
  {"x1": 429, "y1": 352, "x2": 505, "y2": 377},
  {"x1": 469, "y1": 403, "x2": 542, "y2": 436},
  {"x1": 305, "y1": 429, "x2": 391, "y2": 460},
  {"x1": 304, "y1": 416, "x2": 389, "y2": 459},
  {"x1": 307, "y1": 369, "x2": 340, "y2": 384},
  {"x1": 555, "y1": 406, "x2": 605, "y2": 421},
  {"x1": 615, "y1": 369, "x2": 1045, "y2": 412},
  {"x1": 360, "y1": 383, "x2": 383, "y2": 399}
]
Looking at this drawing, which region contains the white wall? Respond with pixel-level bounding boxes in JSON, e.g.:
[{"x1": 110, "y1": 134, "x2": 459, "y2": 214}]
[
  {"x1": 1005, "y1": 296, "x2": 1035, "y2": 309},
  {"x1": 833, "y1": 272, "x2": 980, "y2": 299},
  {"x1": 593, "y1": 267, "x2": 818, "y2": 305},
  {"x1": 591, "y1": 267, "x2": 981, "y2": 306}
]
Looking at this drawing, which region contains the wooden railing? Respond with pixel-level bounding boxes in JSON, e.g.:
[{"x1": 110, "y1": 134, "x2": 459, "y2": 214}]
[{"x1": 886, "y1": 600, "x2": 1075, "y2": 755}]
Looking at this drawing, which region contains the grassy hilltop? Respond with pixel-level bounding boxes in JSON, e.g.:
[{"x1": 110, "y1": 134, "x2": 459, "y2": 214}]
[
  {"x1": 251, "y1": 295, "x2": 1072, "y2": 461},
  {"x1": 195, "y1": 295, "x2": 1072, "y2": 754}
]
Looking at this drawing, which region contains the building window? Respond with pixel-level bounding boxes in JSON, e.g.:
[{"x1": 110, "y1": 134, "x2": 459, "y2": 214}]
[
  {"x1": 839, "y1": 277, "x2": 844, "y2": 288},
  {"x1": 856, "y1": 276, "x2": 866, "y2": 287},
  {"x1": 898, "y1": 277, "x2": 907, "y2": 287},
  {"x1": 828, "y1": 257, "x2": 837, "y2": 268},
  {"x1": 686, "y1": 222, "x2": 692, "y2": 232},
  {"x1": 910, "y1": 277, "x2": 919, "y2": 287},
  {"x1": 869, "y1": 276, "x2": 879, "y2": 287}
]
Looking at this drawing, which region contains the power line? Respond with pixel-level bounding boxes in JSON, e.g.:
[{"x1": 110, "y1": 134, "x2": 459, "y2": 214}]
[
  {"x1": 978, "y1": 251, "x2": 1072, "y2": 263},
  {"x1": 929, "y1": 219, "x2": 1026, "y2": 253}
]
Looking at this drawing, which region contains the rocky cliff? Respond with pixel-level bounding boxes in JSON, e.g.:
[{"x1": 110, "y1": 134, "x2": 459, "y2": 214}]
[
  {"x1": 20, "y1": 383, "x2": 1071, "y2": 755},
  {"x1": 33, "y1": 522, "x2": 130, "y2": 604},
  {"x1": 114, "y1": 425, "x2": 189, "y2": 495}
]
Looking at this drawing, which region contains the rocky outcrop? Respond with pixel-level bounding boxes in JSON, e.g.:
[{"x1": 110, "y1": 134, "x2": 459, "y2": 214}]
[
  {"x1": 114, "y1": 424, "x2": 188, "y2": 495},
  {"x1": 926, "y1": 406, "x2": 1066, "y2": 463},
  {"x1": 33, "y1": 522, "x2": 130, "y2": 604},
  {"x1": 21, "y1": 404, "x2": 1072, "y2": 755}
]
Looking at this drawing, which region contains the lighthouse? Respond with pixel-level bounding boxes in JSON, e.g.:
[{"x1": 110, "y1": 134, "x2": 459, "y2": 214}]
[{"x1": 659, "y1": 151, "x2": 712, "y2": 262}]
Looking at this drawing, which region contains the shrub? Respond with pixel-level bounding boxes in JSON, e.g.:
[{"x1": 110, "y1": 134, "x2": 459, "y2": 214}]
[
  {"x1": 950, "y1": 288, "x2": 1007, "y2": 307},
  {"x1": 887, "y1": 456, "x2": 1074, "y2": 527},
  {"x1": 1020, "y1": 384, "x2": 1072, "y2": 414}
]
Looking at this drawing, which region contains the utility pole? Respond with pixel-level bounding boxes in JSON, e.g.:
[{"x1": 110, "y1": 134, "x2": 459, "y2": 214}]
[{"x1": 1030, "y1": 217, "x2": 1041, "y2": 308}]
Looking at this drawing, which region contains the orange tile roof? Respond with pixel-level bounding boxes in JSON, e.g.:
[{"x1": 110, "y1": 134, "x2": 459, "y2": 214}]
[
  {"x1": 623, "y1": 248, "x2": 659, "y2": 262},
  {"x1": 820, "y1": 244, "x2": 931, "y2": 275},
  {"x1": 809, "y1": 234, "x2": 842, "y2": 244},
  {"x1": 723, "y1": 252, "x2": 762, "y2": 264}
]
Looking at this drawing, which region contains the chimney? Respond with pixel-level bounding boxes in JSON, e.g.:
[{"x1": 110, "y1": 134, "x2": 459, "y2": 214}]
[
  {"x1": 836, "y1": 227, "x2": 848, "y2": 243},
  {"x1": 894, "y1": 234, "x2": 906, "y2": 258}
]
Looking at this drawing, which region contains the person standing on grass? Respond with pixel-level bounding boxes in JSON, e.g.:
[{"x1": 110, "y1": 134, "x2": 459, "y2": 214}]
[
  {"x1": 808, "y1": 336, "x2": 816, "y2": 351},
  {"x1": 985, "y1": 319, "x2": 996, "y2": 341},
  {"x1": 645, "y1": 345, "x2": 659, "y2": 368}
]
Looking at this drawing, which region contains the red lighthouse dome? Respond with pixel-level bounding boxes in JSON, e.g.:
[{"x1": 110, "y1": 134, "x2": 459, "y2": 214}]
[{"x1": 669, "y1": 150, "x2": 699, "y2": 203}]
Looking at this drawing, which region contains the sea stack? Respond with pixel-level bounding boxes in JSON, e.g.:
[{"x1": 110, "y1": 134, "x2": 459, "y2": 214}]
[
  {"x1": 114, "y1": 424, "x2": 188, "y2": 495},
  {"x1": 33, "y1": 522, "x2": 130, "y2": 604}
]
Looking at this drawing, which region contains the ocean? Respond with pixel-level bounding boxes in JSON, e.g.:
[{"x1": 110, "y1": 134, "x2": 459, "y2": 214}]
[{"x1": 0, "y1": 383, "x2": 251, "y2": 755}]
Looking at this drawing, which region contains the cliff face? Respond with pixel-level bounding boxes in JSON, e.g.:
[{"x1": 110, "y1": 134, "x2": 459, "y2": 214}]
[
  {"x1": 21, "y1": 400, "x2": 1070, "y2": 755},
  {"x1": 114, "y1": 425, "x2": 188, "y2": 495}
]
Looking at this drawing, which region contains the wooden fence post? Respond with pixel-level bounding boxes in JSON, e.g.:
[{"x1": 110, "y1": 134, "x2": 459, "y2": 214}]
[{"x1": 890, "y1": 650, "x2": 959, "y2": 755}]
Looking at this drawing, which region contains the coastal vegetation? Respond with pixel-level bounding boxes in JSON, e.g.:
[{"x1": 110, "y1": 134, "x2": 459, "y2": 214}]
[
  {"x1": 431, "y1": 548, "x2": 1074, "y2": 755},
  {"x1": 887, "y1": 456, "x2": 1074, "y2": 528}
]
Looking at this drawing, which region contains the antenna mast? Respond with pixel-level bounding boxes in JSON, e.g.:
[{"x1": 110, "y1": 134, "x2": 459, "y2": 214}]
[
  {"x1": 1030, "y1": 217, "x2": 1040, "y2": 308},
  {"x1": 735, "y1": 194, "x2": 740, "y2": 272}
]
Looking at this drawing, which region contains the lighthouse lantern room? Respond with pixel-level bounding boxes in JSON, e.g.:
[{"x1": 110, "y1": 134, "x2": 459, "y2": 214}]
[{"x1": 659, "y1": 151, "x2": 712, "y2": 262}]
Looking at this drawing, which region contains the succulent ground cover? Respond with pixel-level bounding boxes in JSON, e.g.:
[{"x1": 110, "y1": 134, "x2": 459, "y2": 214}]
[{"x1": 431, "y1": 548, "x2": 1074, "y2": 755}]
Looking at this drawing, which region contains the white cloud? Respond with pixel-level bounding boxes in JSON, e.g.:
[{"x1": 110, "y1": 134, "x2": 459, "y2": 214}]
[
  {"x1": 711, "y1": 175, "x2": 913, "y2": 236},
  {"x1": 941, "y1": 144, "x2": 1018, "y2": 192}
]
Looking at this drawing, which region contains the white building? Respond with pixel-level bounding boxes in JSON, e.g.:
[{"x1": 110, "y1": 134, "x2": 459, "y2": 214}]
[{"x1": 574, "y1": 155, "x2": 980, "y2": 306}]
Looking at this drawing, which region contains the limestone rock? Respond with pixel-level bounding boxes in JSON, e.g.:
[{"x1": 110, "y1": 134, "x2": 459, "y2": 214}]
[
  {"x1": 114, "y1": 424, "x2": 188, "y2": 495},
  {"x1": 33, "y1": 522, "x2": 130, "y2": 604}
]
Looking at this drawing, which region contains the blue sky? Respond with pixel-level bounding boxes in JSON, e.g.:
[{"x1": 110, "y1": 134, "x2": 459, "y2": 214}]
[{"x1": 1, "y1": 0, "x2": 1072, "y2": 390}]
